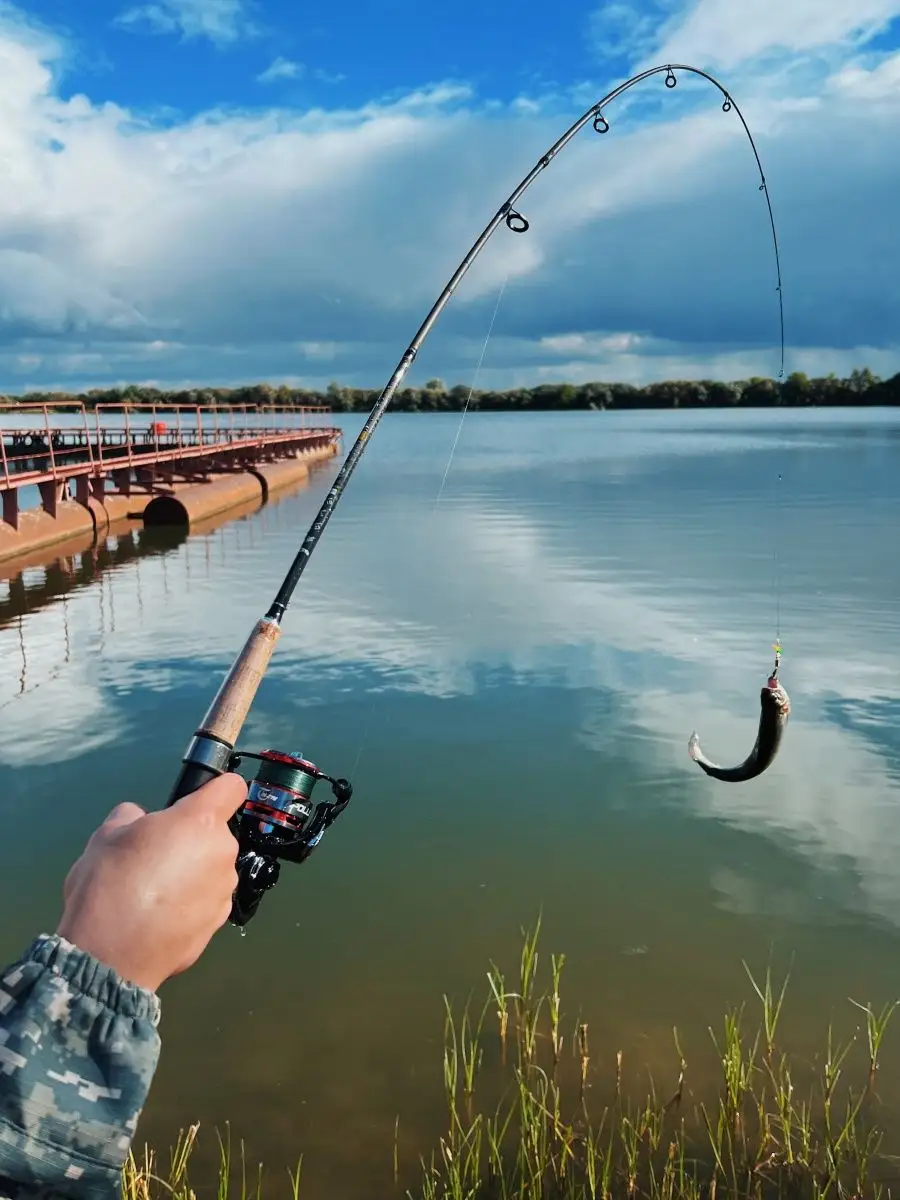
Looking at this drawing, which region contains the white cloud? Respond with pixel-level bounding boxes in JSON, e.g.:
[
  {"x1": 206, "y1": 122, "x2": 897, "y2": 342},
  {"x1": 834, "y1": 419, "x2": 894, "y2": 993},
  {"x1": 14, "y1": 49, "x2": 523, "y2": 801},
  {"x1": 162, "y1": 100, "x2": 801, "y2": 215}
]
[
  {"x1": 115, "y1": 0, "x2": 254, "y2": 46},
  {"x1": 0, "y1": 3, "x2": 898, "y2": 391},
  {"x1": 589, "y1": 0, "x2": 677, "y2": 63},
  {"x1": 297, "y1": 340, "x2": 338, "y2": 361},
  {"x1": 313, "y1": 69, "x2": 346, "y2": 85},
  {"x1": 651, "y1": 0, "x2": 900, "y2": 70},
  {"x1": 257, "y1": 57, "x2": 303, "y2": 84},
  {"x1": 517, "y1": 341, "x2": 900, "y2": 390},
  {"x1": 829, "y1": 48, "x2": 900, "y2": 99},
  {"x1": 540, "y1": 331, "x2": 647, "y2": 356}
]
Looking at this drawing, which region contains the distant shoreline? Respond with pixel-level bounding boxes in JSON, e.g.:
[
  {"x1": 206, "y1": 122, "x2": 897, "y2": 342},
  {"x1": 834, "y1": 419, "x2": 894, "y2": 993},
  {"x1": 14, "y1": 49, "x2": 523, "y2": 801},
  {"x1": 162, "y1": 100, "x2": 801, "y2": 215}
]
[{"x1": 4, "y1": 366, "x2": 898, "y2": 412}]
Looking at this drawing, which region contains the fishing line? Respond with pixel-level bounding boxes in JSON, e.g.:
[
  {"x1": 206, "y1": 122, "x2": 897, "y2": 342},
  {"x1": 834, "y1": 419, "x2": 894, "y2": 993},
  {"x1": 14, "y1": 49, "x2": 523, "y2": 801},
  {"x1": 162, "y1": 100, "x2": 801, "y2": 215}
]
[
  {"x1": 344, "y1": 272, "x2": 510, "y2": 785},
  {"x1": 255, "y1": 62, "x2": 786, "y2": 634},
  {"x1": 688, "y1": 461, "x2": 791, "y2": 782},
  {"x1": 168, "y1": 59, "x2": 788, "y2": 830},
  {"x1": 772, "y1": 468, "x2": 783, "y2": 669},
  {"x1": 433, "y1": 270, "x2": 509, "y2": 510}
]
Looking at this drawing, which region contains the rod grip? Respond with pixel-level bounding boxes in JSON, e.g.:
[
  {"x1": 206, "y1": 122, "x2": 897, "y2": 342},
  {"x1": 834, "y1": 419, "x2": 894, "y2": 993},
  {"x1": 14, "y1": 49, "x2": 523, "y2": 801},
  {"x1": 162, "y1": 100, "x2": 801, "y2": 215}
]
[
  {"x1": 197, "y1": 617, "x2": 281, "y2": 746},
  {"x1": 166, "y1": 617, "x2": 281, "y2": 808}
]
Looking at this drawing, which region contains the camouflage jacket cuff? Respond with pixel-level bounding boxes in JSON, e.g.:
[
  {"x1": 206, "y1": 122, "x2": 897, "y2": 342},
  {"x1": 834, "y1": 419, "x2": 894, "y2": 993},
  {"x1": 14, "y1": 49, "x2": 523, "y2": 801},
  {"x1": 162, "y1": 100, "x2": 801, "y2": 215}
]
[{"x1": 0, "y1": 934, "x2": 162, "y2": 1199}]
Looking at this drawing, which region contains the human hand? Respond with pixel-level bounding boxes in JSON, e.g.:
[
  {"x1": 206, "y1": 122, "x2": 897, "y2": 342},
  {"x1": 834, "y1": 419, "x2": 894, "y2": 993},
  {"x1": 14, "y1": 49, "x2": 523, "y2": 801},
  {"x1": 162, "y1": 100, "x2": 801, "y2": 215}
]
[{"x1": 56, "y1": 773, "x2": 247, "y2": 993}]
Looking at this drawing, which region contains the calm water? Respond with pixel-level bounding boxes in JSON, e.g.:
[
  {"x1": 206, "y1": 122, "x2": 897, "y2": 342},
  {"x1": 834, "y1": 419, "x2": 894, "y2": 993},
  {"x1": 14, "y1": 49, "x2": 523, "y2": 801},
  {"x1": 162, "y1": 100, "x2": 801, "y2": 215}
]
[{"x1": 2, "y1": 409, "x2": 900, "y2": 1195}]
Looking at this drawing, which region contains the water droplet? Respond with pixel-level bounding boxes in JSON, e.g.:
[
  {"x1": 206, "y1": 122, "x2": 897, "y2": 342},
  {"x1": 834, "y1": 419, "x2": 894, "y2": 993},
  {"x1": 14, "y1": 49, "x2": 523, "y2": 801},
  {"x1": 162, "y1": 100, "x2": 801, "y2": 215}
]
[{"x1": 239, "y1": 926, "x2": 247, "y2": 938}]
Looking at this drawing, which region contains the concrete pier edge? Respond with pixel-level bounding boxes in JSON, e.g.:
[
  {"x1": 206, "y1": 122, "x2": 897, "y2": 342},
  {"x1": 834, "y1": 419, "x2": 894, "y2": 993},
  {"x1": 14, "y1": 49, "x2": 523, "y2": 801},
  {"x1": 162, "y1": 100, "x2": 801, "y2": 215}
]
[{"x1": 0, "y1": 441, "x2": 339, "y2": 566}]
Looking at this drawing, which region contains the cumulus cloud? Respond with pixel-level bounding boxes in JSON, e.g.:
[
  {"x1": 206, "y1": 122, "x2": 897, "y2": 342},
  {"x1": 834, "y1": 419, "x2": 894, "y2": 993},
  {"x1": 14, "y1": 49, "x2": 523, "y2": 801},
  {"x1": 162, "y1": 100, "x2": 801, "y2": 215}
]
[
  {"x1": 829, "y1": 47, "x2": 900, "y2": 100},
  {"x1": 0, "y1": 1, "x2": 897, "y2": 391},
  {"x1": 257, "y1": 56, "x2": 303, "y2": 84},
  {"x1": 651, "y1": 0, "x2": 900, "y2": 72},
  {"x1": 589, "y1": 0, "x2": 682, "y2": 64},
  {"x1": 115, "y1": 0, "x2": 255, "y2": 46}
]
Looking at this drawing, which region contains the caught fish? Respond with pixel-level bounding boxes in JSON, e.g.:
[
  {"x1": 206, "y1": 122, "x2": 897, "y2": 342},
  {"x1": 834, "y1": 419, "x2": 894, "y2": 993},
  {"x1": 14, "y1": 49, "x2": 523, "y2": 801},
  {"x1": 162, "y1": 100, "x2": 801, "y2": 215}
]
[{"x1": 688, "y1": 673, "x2": 790, "y2": 783}]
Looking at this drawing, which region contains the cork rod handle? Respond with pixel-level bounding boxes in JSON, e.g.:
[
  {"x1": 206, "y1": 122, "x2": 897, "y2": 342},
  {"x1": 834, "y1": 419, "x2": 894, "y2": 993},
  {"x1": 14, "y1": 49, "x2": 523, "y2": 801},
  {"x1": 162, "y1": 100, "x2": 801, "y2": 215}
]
[{"x1": 167, "y1": 617, "x2": 282, "y2": 805}]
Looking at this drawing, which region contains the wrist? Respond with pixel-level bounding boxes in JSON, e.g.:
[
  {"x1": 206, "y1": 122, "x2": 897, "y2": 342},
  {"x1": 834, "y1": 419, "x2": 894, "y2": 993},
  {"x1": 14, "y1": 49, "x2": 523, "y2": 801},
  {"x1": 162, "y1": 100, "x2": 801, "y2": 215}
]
[{"x1": 55, "y1": 917, "x2": 163, "y2": 994}]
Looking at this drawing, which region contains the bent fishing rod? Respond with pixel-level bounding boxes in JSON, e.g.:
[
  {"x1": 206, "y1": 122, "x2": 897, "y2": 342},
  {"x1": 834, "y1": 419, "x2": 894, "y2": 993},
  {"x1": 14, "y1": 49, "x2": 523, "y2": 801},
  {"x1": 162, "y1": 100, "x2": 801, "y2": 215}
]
[{"x1": 165, "y1": 62, "x2": 786, "y2": 927}]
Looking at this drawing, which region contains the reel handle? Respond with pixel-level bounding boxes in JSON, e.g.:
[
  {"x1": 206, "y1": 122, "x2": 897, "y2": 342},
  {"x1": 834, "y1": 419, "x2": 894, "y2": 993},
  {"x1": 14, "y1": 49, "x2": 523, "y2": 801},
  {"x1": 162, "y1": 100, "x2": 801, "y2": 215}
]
[{"x1": 231, "y1": 851, "x2": 280, "y2": 927}]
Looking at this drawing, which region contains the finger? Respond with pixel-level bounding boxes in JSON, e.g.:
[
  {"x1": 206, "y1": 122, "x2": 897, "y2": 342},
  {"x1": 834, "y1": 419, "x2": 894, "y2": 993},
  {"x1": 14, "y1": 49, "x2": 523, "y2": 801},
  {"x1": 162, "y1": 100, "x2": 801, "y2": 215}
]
[
  {"x1": 102, "y1": 802, "x2": 147, "y2": 830},
  {"x1": 175, "y1": 771, "x2": 248, "y2": 821}
]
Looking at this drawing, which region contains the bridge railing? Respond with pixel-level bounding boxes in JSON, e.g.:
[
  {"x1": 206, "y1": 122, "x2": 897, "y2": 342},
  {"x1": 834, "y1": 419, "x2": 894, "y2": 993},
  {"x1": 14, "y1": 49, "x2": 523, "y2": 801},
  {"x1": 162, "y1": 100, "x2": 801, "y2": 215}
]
[{"x1": 0, "y1": 401, "x2": 337, "y2": 488}]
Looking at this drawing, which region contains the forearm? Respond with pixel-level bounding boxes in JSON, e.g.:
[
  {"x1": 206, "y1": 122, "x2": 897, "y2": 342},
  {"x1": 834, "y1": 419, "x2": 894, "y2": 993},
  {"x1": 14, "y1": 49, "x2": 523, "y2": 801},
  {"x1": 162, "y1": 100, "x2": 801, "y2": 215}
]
[{"x1": 0, "y1": 935, "x2": 161, "y2": 1199}]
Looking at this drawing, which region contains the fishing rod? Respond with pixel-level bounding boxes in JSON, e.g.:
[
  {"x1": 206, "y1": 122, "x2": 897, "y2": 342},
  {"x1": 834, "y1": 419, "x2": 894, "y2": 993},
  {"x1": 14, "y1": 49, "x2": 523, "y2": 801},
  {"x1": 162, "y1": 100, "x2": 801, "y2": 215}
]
[{"x1": 166, "y1": 62, "x2": 786, "y2": 927}]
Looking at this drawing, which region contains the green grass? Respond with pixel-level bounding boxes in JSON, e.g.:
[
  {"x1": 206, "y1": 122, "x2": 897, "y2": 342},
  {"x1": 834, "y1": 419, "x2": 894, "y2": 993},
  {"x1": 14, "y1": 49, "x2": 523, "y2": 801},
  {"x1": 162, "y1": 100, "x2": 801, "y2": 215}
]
[{"x1": 123, "y1": 920, "x2": 899, "y2": 1199}]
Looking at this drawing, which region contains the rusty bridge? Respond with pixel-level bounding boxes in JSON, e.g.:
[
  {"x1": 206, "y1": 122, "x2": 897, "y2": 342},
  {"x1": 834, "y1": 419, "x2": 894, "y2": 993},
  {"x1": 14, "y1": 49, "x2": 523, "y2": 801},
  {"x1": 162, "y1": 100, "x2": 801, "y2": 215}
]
[{"x1": 0, "y1": 400, "x2": 343, "y2": 563}]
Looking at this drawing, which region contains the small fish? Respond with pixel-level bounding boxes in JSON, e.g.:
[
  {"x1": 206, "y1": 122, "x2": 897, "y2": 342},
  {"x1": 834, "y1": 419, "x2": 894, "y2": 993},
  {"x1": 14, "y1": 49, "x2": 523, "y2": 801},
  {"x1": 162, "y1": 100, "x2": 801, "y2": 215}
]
[{"x1": 688, "y1": 674, "x2": 790, "y2": 783}]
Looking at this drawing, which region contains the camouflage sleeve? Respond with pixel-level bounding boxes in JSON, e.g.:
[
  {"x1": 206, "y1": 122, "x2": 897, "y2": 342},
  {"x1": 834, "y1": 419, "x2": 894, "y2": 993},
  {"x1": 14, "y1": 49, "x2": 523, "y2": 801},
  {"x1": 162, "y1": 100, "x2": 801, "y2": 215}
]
[{"x1": 0, "y1": 934, "x2": 161, "y2": 1200}]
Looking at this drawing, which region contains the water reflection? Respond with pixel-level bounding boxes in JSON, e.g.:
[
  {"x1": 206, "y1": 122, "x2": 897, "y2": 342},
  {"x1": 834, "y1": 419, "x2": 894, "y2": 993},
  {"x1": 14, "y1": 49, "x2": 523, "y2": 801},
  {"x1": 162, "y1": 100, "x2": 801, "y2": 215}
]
[
  {"x1": 0, "y1": 526, "x2": 188, "y2": 627},
  {"x1": 1, "y1": 412, "x2": 899, "y2": 1195},
  {"x1": 0, "y1": 479, "x2": 322, "y2": 762},
  {"x1": 3, "y1": 414, "x2": 900, "y2": 906}
]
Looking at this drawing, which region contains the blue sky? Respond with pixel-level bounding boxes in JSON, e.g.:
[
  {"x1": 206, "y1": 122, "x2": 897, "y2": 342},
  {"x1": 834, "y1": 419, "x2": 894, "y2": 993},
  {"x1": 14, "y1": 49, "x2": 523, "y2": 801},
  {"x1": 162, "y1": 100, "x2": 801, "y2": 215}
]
[{"x1": 1, "y1": 0, "x2": 899, "y2": 393}]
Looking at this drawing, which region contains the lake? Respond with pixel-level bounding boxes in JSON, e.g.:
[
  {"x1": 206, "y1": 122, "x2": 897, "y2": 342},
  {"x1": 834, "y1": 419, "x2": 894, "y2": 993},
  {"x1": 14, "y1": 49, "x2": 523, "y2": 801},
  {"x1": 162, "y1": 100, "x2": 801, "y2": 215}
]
[{"x1": 2, "y1": 407, "x2": 900, "y2": 1196}]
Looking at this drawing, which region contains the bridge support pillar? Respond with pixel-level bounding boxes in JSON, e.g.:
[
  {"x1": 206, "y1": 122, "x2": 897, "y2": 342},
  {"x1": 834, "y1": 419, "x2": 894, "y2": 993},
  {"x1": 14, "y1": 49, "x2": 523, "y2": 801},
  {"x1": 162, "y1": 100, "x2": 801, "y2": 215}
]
[
  {"x1": 38, "y1": 480, "x2": 63, "y2": 518},
  {"x1": 2, "y1": 489, "x2": 18, "y2": 530}
]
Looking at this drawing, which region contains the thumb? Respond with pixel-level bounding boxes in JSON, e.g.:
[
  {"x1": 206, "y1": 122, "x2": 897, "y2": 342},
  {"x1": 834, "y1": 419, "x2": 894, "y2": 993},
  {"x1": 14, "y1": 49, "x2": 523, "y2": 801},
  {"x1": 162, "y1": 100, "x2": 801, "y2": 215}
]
[
  {"x1": 103, "y1": 801, "x2": 147, "y2": 830},
  {"x1": 174, "y1": 771, "x2": 248, "y2": 821}
]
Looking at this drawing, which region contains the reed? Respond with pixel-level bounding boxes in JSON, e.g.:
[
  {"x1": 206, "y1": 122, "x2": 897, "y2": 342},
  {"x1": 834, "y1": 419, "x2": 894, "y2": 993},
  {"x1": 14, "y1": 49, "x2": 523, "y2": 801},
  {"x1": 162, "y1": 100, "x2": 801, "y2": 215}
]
[
  {"x1": 122, "y1": 923, "x2": 899, "y2": 1200},
  {"x1": 743, "y1": 961, "x2": 791, "y2": 1063},
  {"x1": 849, "y1": 998, "x2": 899, "y2": 1091}
]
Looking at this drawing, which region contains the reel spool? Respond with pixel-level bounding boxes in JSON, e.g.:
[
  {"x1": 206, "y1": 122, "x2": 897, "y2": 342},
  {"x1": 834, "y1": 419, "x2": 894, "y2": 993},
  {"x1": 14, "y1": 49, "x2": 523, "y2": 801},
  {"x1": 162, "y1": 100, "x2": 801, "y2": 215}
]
[{"x1": 227, "y1": 748, "x2": 352, "y2": 927}]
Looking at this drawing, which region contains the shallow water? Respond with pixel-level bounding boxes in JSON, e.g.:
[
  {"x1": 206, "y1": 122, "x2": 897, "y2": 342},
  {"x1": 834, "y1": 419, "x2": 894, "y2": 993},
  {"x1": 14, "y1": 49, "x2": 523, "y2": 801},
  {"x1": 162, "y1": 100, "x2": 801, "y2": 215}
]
[{"x1": 2, "y1": 408, "x2": 900, "y2": 1195}]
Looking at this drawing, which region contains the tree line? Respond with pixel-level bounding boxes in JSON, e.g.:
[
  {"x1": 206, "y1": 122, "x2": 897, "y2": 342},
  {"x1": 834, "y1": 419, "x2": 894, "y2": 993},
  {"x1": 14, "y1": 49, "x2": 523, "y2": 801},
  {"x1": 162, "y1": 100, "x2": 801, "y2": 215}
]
[{"x1": 6, "y1": 368, "x2": 899, "y2": 413}]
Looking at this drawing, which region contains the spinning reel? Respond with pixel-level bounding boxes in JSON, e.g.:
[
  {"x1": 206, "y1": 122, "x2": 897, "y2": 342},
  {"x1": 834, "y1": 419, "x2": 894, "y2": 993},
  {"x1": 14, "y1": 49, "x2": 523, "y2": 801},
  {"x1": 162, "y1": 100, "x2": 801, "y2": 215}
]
[{"x1": 226, "y1": 748, "x2": 352, "y2": 927}]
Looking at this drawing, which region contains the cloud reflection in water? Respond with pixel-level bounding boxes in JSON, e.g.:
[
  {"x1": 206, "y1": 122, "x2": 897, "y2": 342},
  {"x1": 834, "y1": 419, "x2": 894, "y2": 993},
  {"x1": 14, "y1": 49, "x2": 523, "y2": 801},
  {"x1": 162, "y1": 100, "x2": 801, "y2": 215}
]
[{"x1": 0, "y1": 412, "x2": 898, "y2": 929}]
